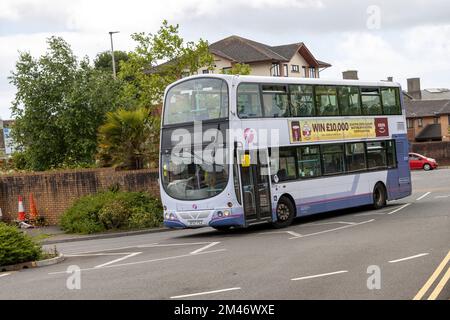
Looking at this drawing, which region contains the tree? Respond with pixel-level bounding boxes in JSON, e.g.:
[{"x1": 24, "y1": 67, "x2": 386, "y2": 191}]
[
  {"x1": 94, "y1": 50, "x2": 129, "y2": 74},
  {"x1": 98, "y1": 20, "x2": 215, "y2": 168},
  {"x1": 97, "y1": 107, "x2": 157, "y2": 169},
  {"x1": 117, "y1": 20, "x2": 215, "y2": 111},
  {"x1": 9, "y1": 37, "x2": 121, "y2": 171},
  {"x1": 222, "y1": 63, "x2": 252, "y2": 75}
]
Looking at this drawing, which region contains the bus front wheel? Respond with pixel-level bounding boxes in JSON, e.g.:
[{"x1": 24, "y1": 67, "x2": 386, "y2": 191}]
[
  {"x1": 272, "y1": 197, "x2": 295, "y2": 228},
  {"x1": 372, "y1": 183, "x2": 387, "y2": 210}
]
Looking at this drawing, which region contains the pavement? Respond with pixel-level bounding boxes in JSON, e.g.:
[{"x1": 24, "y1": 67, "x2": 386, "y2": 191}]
[
  {"x1": 23, "y1": 225, "x2": 171, "y2": 245},
  {"x1": 0, "y1": 169, "x2": 449, "y2": 300}
]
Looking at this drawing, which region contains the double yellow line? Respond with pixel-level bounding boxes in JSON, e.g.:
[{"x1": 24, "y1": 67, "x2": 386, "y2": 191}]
[{"x1": 413, "y1": 250, "x2": 450, "y2": 300}]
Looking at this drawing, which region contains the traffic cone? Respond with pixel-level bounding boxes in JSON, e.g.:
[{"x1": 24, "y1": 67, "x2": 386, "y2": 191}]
[
  {"x1": 29, "y1": 193, "x2": 38, "y2": 221},
  {"x1": 17, "y1": 195, "x2": 26, "y2": 222}
]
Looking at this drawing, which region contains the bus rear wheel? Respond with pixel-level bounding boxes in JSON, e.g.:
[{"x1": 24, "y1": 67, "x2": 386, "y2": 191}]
[
  {"x1": 372, "y1": 183, "x2": 387, "y2": 210},
  {"x1": 272, "y1": 197, "x2": 295, "y2": 229}
]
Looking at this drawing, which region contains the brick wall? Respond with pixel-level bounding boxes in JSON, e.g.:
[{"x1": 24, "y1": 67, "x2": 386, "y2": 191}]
[
  {"x1": 410, "y1": 141, "x2": 450, "y2": 165},
  {"x1": 0, "y1": 168, "x2": 159, "y2": 225}
]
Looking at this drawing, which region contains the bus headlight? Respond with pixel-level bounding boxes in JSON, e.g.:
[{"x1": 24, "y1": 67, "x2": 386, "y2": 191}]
[
  {"x1": 164, "y1": 213, "x2": 170, "y2": 220},
  {"x1": 169, "y1": 213, "x2": 177, "y2": 220},
  {"x1": 223, "y1": 210, "x2": 231, "y2": 217}
]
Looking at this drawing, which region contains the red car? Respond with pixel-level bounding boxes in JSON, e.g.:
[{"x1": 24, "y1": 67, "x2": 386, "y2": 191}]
[{"x1": 408, "y1": 152, "x2": 438, "y2": 171}]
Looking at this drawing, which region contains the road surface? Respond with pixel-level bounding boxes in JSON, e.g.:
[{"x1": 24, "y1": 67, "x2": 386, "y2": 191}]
[{"x1": 1, "y1": 169, "x2": 449, "y2": 300}]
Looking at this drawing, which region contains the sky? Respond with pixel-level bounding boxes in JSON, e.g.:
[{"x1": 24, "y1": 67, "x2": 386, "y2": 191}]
[{"x1": 1, "y1": 0, "x2": 450, "y2": 119}]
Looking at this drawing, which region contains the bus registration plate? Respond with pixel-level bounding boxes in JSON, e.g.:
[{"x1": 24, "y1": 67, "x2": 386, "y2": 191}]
[{"x1": 187, "y1": 220, "x2": 205, "y2": 226}]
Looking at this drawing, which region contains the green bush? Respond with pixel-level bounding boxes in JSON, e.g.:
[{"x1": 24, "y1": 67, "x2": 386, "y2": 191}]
[
  {"x1": 0, "y1": 223, "x2": 42, "y2": 267},
  {"x1": 60, "y1": 191, "x2": 163, "y2": 234},
  {"x1": 98, "y1": 200, "x2": 131, "y2": 229}
]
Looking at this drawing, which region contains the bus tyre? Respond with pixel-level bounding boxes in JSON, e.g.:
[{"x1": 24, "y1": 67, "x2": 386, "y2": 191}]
[
  {"x1": 423, "y1": 163, "x2": 431, "y2": 171},
  {"x1": 372, "y1": 183, "x2": 387, "y2": 210},
  {"x1": 213, "y1": 226, "x2": 231, "y2": 232},
  {"x1": 272, "y1": 197, "x2": 295, "y2": 229}
]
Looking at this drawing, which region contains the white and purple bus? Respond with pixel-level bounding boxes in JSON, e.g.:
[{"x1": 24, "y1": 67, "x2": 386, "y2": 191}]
[{"x1": 159, "y1": 74, "x2": 411, "y2": 230}]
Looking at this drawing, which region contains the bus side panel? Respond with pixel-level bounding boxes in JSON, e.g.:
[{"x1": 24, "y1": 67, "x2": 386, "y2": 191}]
[
  {"x1": 278, "y1": 174, "x2": 373, "y2": 218},
  {"x1": 387, "y1": 134, "x2": 412, "y2": 200}
]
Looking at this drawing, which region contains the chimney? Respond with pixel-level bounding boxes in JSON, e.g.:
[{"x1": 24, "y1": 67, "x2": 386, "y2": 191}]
[
  {"x1": 407, "y1": 78, "x2": 422, "y2": 100},
  {"x1": 342, "y1": 70, "x2": 358, "y2": 80},
  {"x1": 387, "y1": 76, "x2": 393, "y2": 82}
]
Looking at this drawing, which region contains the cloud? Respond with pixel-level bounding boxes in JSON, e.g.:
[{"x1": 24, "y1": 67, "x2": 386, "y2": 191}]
[
  {"x1": 322, "y1": 25, "x2": 450, "y2": 89},
  {"x1": 0, "y1": 0, "x2": 450, "y2": 119}
]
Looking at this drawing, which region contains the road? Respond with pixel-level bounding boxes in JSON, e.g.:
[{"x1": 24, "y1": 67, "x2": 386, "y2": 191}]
[{"x1": 1, "y1": 169, "x2": 449, "y2": 300}]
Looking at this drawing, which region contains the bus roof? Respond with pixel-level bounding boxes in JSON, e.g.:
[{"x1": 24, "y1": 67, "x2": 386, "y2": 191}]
[{"x1": 170, "y1": 74, "x2": 402, "y2": 89}]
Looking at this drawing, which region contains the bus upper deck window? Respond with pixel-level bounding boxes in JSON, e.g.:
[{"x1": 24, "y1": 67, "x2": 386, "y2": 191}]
[{"x1": 237, "y1": 84, "x2": 262, "y2": 118}]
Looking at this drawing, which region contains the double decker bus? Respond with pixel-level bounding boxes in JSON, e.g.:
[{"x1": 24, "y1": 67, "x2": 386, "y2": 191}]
[{"x1": 159, "y1": 74, "x2": 411, "y2": 230}]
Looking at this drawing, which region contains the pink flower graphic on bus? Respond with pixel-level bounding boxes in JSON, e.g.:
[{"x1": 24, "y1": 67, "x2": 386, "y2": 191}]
[{"x1": 244, "y1": 128, "x2": 256, "y2": 144}]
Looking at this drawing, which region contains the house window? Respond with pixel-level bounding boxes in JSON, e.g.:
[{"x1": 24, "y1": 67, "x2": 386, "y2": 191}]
[
  {"x1": 309, "y1": 67, "x2": 316, "y2": 78},
  {"x1": 291, "y1": 65, "x2": 300, "y2": 73},
  {"x1": 407, "y1": 119, "x2": 414, "y2": 129},
  {"x1": 434, "y1": 117, "x2": 440, "y2": 124},
  {"x1": 418, "y1": 118, "x2": 423, "y2": 127},
  {"x1": 283, "y1": 64, "x2": 288, "y2": 77},
  {"x1": 302, "y1": 66, "x2": 307, "y2": 77},
  {"x1": 271, "y1": 63, "x2": 281, "y2": 76}
]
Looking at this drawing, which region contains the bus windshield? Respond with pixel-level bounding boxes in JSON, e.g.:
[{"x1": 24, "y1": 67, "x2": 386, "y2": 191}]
[
  {"x1": 163, "y1": 78, "x2": 228, "y2": 125},
  {"x1": 161, "y1": 149, "x2": 228, "y2": 200}
]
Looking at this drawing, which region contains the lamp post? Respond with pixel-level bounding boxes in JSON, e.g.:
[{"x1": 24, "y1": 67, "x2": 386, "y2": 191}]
[{"x1": 109, "y1": 31, "x2": 120, "y2": 79}]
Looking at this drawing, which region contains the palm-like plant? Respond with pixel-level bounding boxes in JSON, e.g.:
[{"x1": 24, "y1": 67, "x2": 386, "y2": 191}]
[{"x1": 97, "y1": 107, "x2": 159, "y2": 169}]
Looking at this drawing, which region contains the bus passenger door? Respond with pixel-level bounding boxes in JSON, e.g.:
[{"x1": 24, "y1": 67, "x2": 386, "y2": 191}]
[{"x1": 239, "y1": 149, "x2": 272, "y2": 223}]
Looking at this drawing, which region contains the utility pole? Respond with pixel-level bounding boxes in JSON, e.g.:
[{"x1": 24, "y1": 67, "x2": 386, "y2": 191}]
[{"x1": 109, "y1": 31, "x2": 120, "y2": 79}]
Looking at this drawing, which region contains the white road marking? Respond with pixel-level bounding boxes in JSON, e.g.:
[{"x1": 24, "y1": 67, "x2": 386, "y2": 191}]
[
  {"x1": 356, "y1": 212, "x2": 389, "y2": 216},
  {"x1": 137, "y1": 242, "x2": 213, "y2": 248},
  {"x1": 65, "y1": 252, "x2": 138, "y2": 257},
  {"x1": 309, "y1": 221, "x2": 356, "y2": 226},
  {"x1": 289, "y1": 219, "x2": 374, "y2": 239},
  {"x1": 62, "y1": 243, "x2": 159, "y2": 255},
  {"x1": 170, "y1": 287, "x2": 241, "y2": 299},
  {"x1": 190, "y1": 242, "x2": 220, "y2": 255},
  {"x1": 258, "y1": 230, "x2": 302, "y2": 237},
  {"x1": 0, "y1": 273, "x2": 11, "y2": 278},
  {"x1": 287, "y1": 231, "x2": 302, "y2": 237},
  {"x1": 94, "y1": 252, "x2": 142, "y2": 268},
  {"x1": 434, "y1": 195, "x2": 450, "y2": 199},
  {"x1": 416, "y1": 192, "x2": 431, "y2": 201},
  {"x1": 291, "y1": 270, "x2": 348, "y2": 281},
  {"x1": 387, "y1": 203, "x2": 411, "y2": 215},
  {"x1": 388, "y1": 253, "x2": 429, "y2": 263},
  {"x1": 48, "y1": 249, "x2": 226, "y2": 275},
  {"x1": 63, "y1": 242, "x2": 215, "y2": 256}
]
